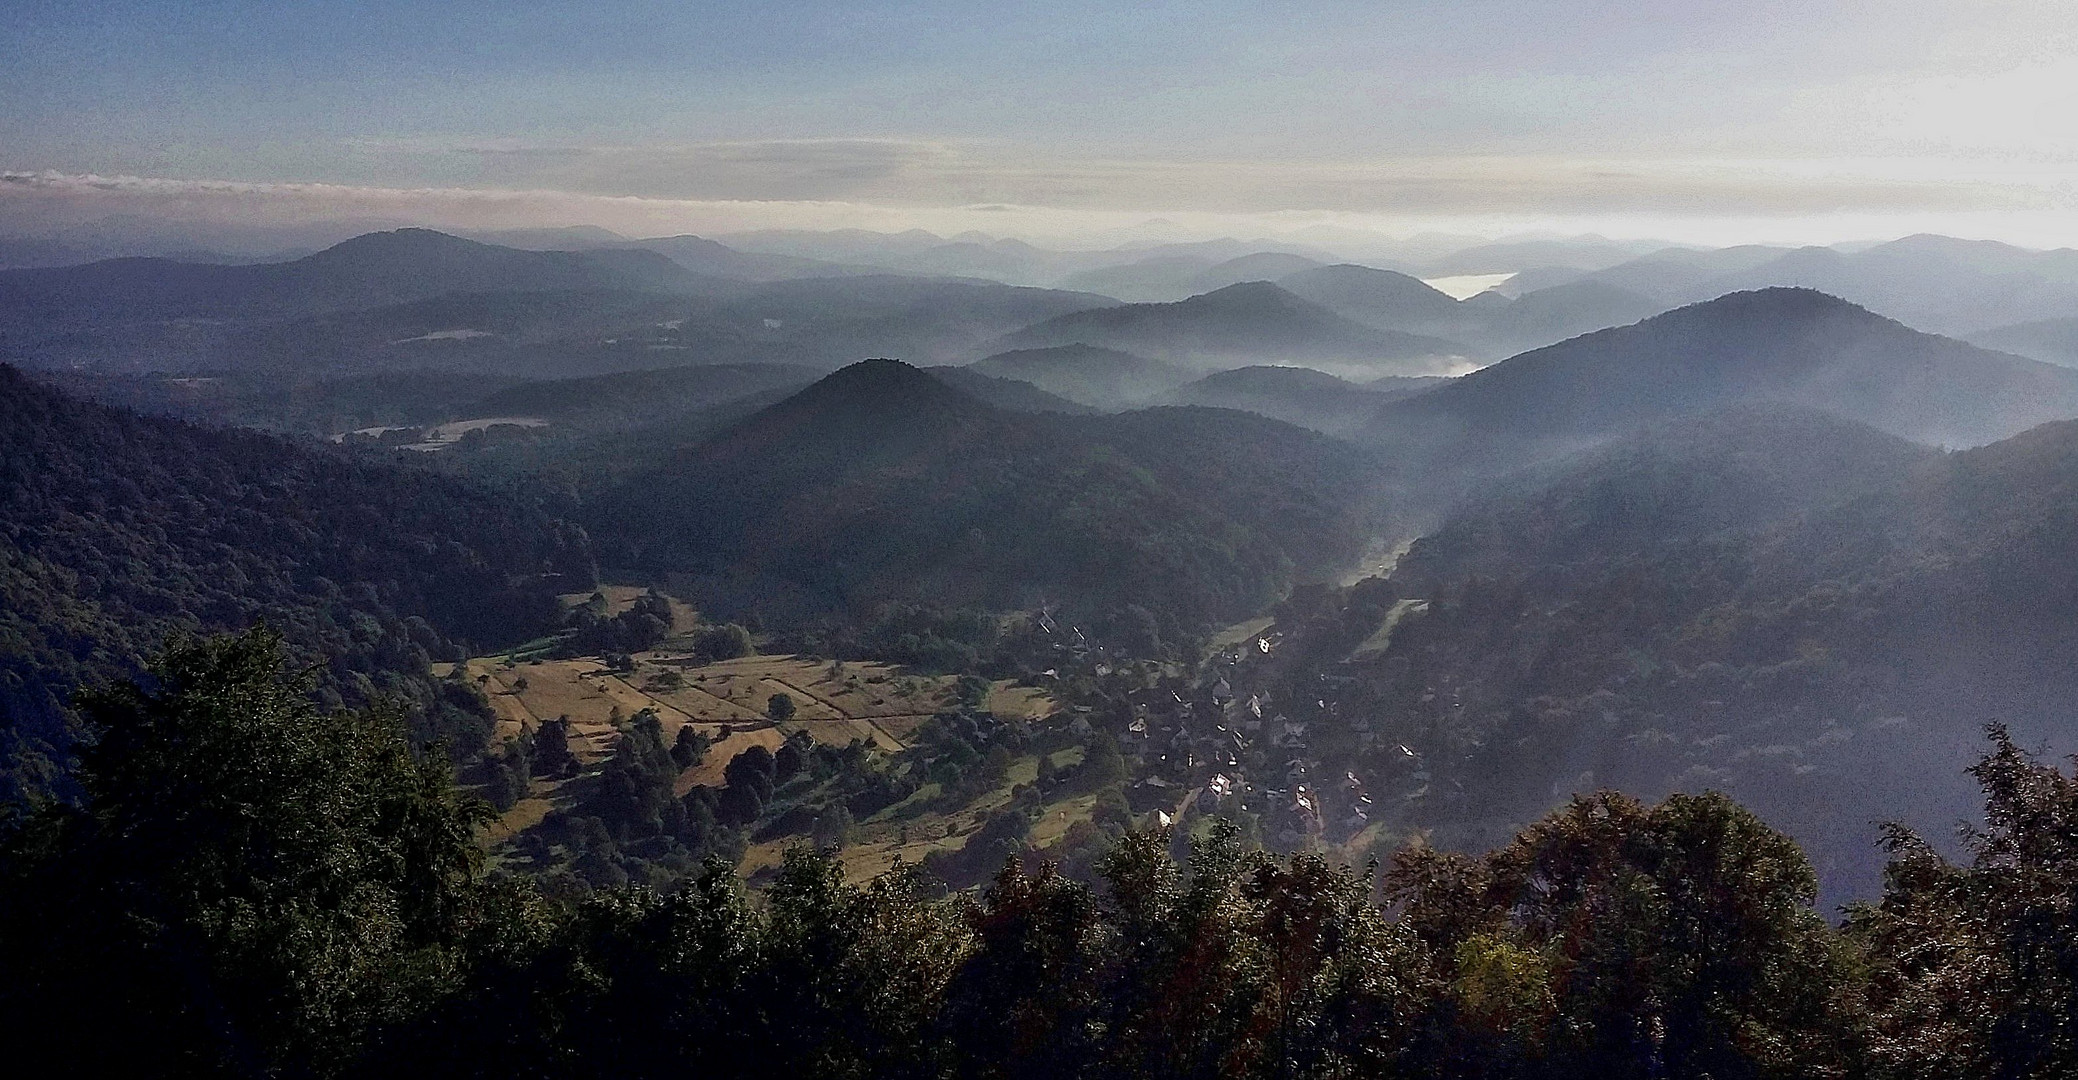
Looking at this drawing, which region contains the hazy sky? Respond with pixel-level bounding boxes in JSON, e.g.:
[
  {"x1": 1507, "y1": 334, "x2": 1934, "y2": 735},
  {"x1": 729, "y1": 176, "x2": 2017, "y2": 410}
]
[{"x1": 4, "y1": 0, "x2": 2076, "y2": 246}]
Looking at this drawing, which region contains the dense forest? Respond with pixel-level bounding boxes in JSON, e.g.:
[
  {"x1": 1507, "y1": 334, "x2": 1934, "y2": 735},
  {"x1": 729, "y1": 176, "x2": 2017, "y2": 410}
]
[
  {"x1": 0, "y1": 365, "x2": 594, "y2": 791},
  {"x1": 1365, "y1": 289, "x2": 2078, "y2": 502},
  {"x1": 4, "y1": 629, "x2": 2074, "y2": 1079},
  {"x1": 596, "y1": 359, "x2": 1376, "y2": 634},
  {"x1": 1240, "y1": 404, "x2": 2078, "y2": 903}
]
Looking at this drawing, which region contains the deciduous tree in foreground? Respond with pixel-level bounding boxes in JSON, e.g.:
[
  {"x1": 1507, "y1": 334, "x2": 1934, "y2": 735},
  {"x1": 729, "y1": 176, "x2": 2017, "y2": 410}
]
[{"x1": 4, "y1": 630, "x2": 2077, "y2": 1079}]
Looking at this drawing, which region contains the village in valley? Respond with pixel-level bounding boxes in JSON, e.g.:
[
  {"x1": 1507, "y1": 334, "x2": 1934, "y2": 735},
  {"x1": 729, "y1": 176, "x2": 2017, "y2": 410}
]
[{"x1": 453, "y1": 577, "x2": 1434, "y2": 889}]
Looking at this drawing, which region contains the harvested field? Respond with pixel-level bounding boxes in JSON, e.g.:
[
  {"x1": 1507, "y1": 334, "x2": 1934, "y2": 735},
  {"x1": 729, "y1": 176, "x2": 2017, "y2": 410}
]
[
  {"x1": 486, "y1": 795, "x2": 556, "y2": 844},
  {"x1": 676, "y1": 726, "x2": 788, "y2": 793},
  {"x1": 452, "y1": 643, "x2": 1060, "y2": 882},
  {"x1": 451, "y1": 649, "x2": 1055, "y2": 783},
  {"x1": 1028, "y1": 793, "x2": 1101, "y2": 848}
]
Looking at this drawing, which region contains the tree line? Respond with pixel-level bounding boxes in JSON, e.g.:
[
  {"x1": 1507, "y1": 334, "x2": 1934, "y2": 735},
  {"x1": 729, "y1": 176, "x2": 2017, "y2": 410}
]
[
  {"x1": 0, "y1": 366, "x2": 592, "y2": 798},
  {"x1": 3, "y1": 628, "x2": 2074, "y2": 1079}
]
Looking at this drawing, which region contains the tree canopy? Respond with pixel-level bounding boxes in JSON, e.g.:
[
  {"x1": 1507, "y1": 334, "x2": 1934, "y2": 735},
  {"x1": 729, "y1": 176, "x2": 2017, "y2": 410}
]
[{"x1": 3, "y1": 631, "x2": 2075, "y2": 1079}]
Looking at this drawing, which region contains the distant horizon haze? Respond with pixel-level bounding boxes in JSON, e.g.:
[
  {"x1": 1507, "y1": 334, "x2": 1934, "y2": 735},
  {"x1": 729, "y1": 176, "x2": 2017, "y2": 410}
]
[{"x1": 3, "y1": 1, "x2": 2076, "y2": 250}]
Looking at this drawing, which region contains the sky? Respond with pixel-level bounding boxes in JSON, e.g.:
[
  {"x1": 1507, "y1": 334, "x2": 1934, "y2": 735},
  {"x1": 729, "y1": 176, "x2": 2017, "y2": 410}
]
[{"x1": 3, "y1": 0, "x2": 2077, "y2": 248}]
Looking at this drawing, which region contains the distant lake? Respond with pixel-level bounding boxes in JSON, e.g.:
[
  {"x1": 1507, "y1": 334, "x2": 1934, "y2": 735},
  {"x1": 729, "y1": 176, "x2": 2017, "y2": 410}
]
[{"x1": 1422, "y1": 273, "x2": 1514, "y2": 299}]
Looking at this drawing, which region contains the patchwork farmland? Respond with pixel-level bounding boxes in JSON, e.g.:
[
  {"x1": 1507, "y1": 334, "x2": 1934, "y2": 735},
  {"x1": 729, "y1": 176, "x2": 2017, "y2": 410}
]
[{"x1": 443, "y1": 644, "x2": 1058, "y2": 868}]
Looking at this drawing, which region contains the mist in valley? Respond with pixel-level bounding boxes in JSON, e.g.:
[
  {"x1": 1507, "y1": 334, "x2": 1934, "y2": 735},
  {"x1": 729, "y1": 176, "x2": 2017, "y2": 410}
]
[{"x1": 7, "y1": 2, "x2": 2078, "y2": 1076}]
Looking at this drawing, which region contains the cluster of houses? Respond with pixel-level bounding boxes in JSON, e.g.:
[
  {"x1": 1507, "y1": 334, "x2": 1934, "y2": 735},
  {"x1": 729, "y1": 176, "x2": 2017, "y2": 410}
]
[
  {"x1": 1026, "y1": 611, "x2": 1441, "y2": 850},
  {"x1": 1107, "y1": 633, "x2": 1393, "y2": 845}
]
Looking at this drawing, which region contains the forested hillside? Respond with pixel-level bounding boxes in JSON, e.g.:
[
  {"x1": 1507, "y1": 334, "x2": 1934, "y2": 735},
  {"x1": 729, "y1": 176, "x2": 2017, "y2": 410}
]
[
  {"x1": 996, "y1": 282, "x2": 1470, "y2": 375},
  {"x1": 1367, "y1": 288, "x2": 2078, "y2": 497},
  {"x1": 1261, "y1": 405, "x2": 2078, "y2": 903},
  {"x1": 595, "y1": 359, "x2": 1375, "y2": 634},
  {"x1": 465, "y1": 362, "x2": 819, "y2": 430},
  {"x1": 966, "y1": 343, "x2": 1192, "y2": 407},
  {"x1": 0, "y1": 366, "x2": 594, "y2": 786},
  {"x1": 1164, "y1": 365, "x2": 1412, "y2": 435}
]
